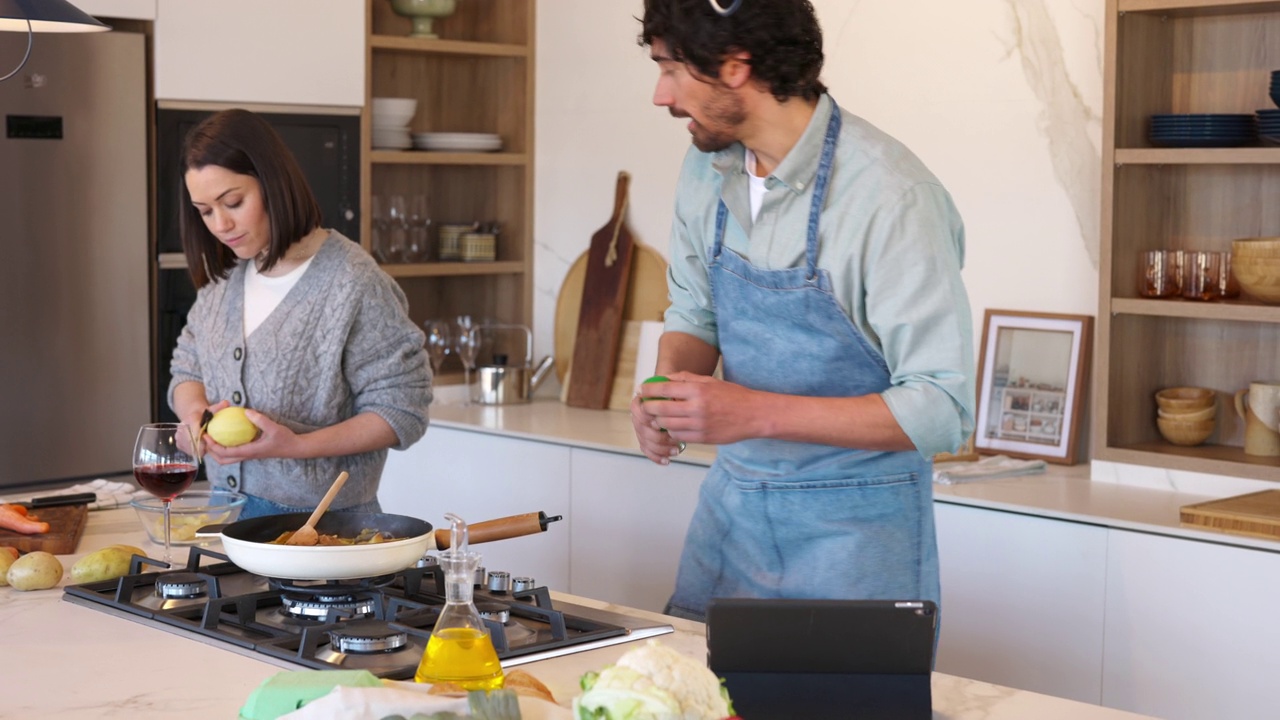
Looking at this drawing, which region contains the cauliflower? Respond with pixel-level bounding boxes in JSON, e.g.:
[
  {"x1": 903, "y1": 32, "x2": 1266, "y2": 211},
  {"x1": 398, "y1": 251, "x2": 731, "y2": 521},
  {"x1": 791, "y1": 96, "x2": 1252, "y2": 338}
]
[{"x1": 573, "y1": 641, "x2": 734, "y2": 720}]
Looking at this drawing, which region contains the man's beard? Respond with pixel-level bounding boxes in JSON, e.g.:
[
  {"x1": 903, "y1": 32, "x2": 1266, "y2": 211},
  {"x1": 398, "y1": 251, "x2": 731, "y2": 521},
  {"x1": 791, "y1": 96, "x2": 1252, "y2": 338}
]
[{"x1": 673, "y1": 86, "x2": 746, "y2": 153}]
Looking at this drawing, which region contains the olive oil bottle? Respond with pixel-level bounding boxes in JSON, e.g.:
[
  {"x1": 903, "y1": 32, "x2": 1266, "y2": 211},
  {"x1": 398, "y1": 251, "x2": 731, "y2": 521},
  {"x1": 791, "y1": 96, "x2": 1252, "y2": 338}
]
[{"x1": 414, "y1": 514, "x2": 504, "y2": 690}]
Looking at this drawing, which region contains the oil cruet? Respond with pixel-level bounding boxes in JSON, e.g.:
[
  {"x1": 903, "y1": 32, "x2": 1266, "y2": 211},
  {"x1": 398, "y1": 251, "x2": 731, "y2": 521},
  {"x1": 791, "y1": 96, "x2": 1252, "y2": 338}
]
[{"x1": 414, "y1": 513, "x2": 505, "y2": 689}]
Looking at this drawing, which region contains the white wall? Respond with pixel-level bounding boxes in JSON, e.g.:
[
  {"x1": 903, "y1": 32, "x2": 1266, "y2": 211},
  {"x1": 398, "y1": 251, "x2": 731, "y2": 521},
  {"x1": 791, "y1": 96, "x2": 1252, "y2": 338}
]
[{"x1": 534, "y1": 0, "x2": 1103, "y2": 369}]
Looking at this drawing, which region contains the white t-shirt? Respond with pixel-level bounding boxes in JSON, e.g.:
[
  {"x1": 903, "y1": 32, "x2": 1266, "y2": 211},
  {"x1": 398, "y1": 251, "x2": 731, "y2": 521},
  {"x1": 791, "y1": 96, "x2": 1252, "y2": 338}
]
[
  {"x1": 744, "y1": 148, "x2": 768, "y2": 222},
  {"x1": 244, "y1": 257, "x2": 315, "y2": 337}
]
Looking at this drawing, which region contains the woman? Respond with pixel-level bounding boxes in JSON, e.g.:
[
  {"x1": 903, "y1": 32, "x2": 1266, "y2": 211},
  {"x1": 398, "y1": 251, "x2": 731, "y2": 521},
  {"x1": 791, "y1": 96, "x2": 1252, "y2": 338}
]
[{"x1": 169, "y1": 108, "x2": 431, "y2": 519}]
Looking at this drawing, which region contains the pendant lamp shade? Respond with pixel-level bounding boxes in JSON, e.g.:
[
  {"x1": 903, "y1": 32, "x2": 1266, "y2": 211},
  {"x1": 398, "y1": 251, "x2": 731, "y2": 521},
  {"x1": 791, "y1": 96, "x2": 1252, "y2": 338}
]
[{"x1": 0, "y1": 0, "x2": 109, "y2": 32}]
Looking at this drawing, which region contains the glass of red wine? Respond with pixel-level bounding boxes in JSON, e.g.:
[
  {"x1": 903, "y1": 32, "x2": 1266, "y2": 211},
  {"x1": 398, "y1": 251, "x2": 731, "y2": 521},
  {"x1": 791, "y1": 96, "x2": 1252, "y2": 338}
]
[{"x1": 132, "y1": 423, "x2": 199, "y2": 564}]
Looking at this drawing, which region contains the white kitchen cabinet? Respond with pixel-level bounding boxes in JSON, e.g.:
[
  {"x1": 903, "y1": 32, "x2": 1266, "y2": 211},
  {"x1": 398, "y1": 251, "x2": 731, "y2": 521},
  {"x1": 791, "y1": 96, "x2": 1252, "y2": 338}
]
[
  {"x1": 934, "y1": 502, "x2": 1108, "y2": 705},
  {"x1": 154, "y1": 0, "x2": 364, "y2": 106},
  {"x1": 75, "y1": 0, "x2": 156, "y2": 20},
  {"x1": 379, "y1": 425, "x2": 572, "y2": 591},
  {"x1": 569, "y1": 450, "x2": 705, "y2": 613},
  {"x1": 1102, "y1": 529, "x2": 1280, "y2": 720}
]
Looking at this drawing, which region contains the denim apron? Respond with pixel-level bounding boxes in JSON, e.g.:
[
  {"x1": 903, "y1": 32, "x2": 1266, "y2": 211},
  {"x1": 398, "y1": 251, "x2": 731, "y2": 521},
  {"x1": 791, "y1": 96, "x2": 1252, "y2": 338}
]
[{"x1": 665, "y1": 102, "x2": 940, "y2": 621}]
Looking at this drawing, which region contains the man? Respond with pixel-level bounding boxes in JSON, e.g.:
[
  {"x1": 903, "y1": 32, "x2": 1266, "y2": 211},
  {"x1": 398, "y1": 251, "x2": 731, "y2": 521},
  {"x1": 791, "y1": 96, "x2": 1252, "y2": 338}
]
[{"x1": 631, "y1": 0, "x2": 975, "y2": 622}]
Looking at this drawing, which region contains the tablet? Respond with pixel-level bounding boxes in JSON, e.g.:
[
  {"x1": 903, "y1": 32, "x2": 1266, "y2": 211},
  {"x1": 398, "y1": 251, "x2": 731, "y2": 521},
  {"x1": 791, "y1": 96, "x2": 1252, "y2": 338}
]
[{"x1": 706, "y1": 598, "x2": 936, "y2": 720}]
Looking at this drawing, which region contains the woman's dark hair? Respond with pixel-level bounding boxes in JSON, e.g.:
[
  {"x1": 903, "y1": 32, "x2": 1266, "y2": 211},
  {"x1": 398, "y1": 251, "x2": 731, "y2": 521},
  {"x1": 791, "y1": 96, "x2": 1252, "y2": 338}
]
[
  {"x1": 639, "y1": 0, "x2": 827, "y2": 102},
  {"x1": 179, "y1": 108, "x2": 322, "y2": 288}
]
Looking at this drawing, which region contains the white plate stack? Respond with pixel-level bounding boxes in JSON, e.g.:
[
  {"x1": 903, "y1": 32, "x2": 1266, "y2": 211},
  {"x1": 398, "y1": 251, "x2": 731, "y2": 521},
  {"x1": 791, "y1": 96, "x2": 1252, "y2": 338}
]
[
  {"x1": 371, "y1": 97, "x2": 417, "y2": 150},
  {"x1": 412, "y1": 132, "x2": 503, "y2": 152}
]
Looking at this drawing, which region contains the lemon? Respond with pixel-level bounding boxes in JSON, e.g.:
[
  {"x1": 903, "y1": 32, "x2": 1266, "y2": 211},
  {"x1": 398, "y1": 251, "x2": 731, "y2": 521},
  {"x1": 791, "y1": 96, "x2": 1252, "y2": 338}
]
[{"x1": 206, "y1": 406, "x2": 260, "y2": 447}]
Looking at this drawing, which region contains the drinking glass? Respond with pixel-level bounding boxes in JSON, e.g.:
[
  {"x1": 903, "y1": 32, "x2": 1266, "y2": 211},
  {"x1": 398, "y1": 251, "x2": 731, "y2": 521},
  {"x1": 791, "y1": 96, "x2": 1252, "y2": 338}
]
[
  {"x1": 387, "y1": 194, "x2": 408, "y2": 264},
  {"x1": 371, "y1": 195, "x2": 391, "y2": 263},
  {"x1": 454, "y1": 315, "x2": 478, "y2": 404},
  {"x1": 407, "y1": 194, "x2": 431, "y2": 263},
  {"x1": 1181, "y1": 251, "x2": 1220, "y2": 302},
  {"x1": 424, "y1": 319, "x2": 452, "y2": 386},
  {"x1": 1138, "y1": 250, "x2": 1178, "y2": 298},
  {"x1": 133, "y1": 423, "x2": 199, "y2": 564}
]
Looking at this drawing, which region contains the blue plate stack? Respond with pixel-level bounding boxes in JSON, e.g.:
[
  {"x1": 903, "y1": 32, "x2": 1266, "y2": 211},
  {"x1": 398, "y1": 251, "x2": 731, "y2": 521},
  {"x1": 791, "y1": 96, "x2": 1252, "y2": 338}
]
[
  {"x1": 1149, "y1": 114, "x2": 1257, "y2": 147},
  {"x1": 1258, "y1": 109, "x2": 1280, "y2": 145},
  {"x1": 1271, "y1": 69, "x2": 1280, "y2": 108}
]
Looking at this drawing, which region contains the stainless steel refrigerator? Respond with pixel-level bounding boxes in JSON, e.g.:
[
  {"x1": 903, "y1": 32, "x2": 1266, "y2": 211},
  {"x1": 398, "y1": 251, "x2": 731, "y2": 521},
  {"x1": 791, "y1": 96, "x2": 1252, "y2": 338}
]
[{"x1": 0, "y1": 30, "x2": 150, "y2": 489}]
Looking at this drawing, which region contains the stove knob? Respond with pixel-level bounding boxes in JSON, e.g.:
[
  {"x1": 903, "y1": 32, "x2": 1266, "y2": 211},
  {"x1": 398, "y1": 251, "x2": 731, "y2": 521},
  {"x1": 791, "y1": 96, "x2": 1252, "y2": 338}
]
[
  {"x1": 512, "y1": 576, "x2": 536, "y2": 593},
  {"x1": 487, "y1": 571, "x2": 512, "y2": 593},
  {"x1": 415, "y1": 555, "x2": 438, "y2": 568},
  {"x1": 473, "y1": 566, "x2": 487, "y2": 587}
]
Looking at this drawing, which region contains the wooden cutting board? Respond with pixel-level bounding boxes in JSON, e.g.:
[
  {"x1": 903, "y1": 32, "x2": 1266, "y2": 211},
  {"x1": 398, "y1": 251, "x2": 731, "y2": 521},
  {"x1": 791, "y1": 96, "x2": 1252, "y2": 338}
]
[
  {"x1": 0, "y1": 504, "x2": 90, "y2": 554},
  {"x1": 564, "y1": 172, "x2": 638, "y2": 409},
  {"x1": 1180, "y1": 490, "x2": 1280, "y2": 541},
  {"x1": 554, "y1": 242, "x2": 669, "y2": 385}
]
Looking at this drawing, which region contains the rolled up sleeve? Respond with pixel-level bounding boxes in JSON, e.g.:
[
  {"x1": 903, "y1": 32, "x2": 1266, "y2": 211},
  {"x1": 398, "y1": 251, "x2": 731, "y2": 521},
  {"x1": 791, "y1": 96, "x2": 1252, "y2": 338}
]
[{"x1": 863, "y1": 183, "x2": 976, "y2": 457}]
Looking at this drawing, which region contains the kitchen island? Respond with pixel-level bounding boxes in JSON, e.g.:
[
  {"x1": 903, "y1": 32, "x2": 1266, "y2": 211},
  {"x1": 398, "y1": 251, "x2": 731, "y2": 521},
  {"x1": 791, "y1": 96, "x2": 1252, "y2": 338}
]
[
  {"x1": 0, "y1": 507, "x2": 1156, "y2": 719},
  {"x1": 384, "y1": 395, "x2": 1280, "y2": 720}
]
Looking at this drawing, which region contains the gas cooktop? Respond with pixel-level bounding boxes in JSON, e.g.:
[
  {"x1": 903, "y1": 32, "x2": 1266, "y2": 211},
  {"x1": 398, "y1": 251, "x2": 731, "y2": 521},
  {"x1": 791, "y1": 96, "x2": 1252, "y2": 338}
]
[{"x1": 62, "y1": 547, "x2": 672, "y2": 679}]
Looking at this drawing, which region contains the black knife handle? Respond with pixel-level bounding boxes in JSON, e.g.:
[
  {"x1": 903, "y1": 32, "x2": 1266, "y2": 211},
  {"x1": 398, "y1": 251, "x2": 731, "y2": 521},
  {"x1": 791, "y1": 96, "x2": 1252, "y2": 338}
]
[{"x1": 27, "y1": 492, "x2": 97, "y2": 508}]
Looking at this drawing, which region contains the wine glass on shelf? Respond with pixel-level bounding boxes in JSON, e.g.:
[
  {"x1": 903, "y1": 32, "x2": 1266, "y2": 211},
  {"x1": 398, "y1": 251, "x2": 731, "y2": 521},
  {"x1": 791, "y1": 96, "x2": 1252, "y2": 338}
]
[
  {"x1": 424, "y1": 319, "x2": 452, "y2": 391},
  {"x1": 133, "y1": 423, "x2": 199, "y2": 564},
  {"x1": 454, "y1": 315, "x2": 478, "y2": 405}
]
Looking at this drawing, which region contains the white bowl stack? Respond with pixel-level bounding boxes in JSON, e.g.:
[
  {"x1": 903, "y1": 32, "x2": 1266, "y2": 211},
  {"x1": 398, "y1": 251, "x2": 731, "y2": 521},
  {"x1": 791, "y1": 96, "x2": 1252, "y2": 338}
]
[{"x1": 371, "y1": 97, "x2": 417, "y2": 149}]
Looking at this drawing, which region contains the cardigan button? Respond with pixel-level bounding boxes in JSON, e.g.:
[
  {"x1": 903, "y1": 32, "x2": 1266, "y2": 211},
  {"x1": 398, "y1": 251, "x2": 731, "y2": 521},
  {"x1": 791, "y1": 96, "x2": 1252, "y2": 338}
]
[
  {"x1": 232, "y1": 391, "x2": 242, "y2": 404},
  {"x1": 227, "y1": 475, "x2": 238, "y2": 489},
  {"x1": 233, "y1": 347, "x2": 243, "y2": 361}
]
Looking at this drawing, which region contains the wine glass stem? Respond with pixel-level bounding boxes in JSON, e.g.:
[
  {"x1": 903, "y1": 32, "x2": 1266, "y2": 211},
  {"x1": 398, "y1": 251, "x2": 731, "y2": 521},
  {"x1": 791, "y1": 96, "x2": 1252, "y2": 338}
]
[
  {"x1": 162, "y1": 500, "x2": 173, "y2": 564},
  {"x1": 463, "y1": 367, "x2": 472, "y2": 406}
]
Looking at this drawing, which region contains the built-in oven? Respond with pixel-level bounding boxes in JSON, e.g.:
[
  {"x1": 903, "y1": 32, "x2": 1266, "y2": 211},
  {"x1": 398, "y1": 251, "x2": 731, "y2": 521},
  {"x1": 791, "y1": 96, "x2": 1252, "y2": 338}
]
[{"x1": 152, "y1": 102, "x2": 360, "y2": 422}]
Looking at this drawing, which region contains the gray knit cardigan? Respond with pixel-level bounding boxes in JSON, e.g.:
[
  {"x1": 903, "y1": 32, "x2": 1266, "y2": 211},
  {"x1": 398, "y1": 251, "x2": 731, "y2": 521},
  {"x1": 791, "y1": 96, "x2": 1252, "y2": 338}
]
[{"x1": 168, "y1": 231, "x2": 431, "y2": 508}]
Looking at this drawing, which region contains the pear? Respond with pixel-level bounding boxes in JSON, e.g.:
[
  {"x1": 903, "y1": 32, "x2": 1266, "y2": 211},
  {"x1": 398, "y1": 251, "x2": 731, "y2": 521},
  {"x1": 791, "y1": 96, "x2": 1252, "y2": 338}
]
[{"x1": 207, "y1": 406, "x2": 260, "y2": 447}]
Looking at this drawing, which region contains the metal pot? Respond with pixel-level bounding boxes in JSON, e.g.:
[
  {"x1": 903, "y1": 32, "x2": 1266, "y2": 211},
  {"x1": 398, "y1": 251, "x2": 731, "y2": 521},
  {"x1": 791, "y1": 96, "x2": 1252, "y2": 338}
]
[
  {"x1": 473, "y1": 324, "x2": 555, "y2": 405},
  {"x1": 198, "y1": 510, "x2": 561, "y2": 580}
]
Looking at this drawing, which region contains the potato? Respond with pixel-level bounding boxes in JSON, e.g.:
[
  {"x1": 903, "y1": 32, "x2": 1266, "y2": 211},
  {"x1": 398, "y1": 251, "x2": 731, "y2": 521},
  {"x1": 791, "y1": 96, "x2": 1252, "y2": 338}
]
[
  {"x1": 71, "y1": 546, "x2": 135, "y2": 584},
  {"x1": 110, "y1": 544, "x2": 148, "y2": 559},
  {"x1": 0, "y1": 548, "x2": 17, "y2": 586},
  {"x1": 6, "y1": 551, "x2": 63, "y2": 591}
]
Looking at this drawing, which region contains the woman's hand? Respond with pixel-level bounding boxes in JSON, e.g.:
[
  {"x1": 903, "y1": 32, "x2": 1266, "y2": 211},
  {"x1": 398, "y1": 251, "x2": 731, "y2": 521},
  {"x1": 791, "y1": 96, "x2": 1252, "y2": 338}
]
[{"x1": 202, "y1": 408, "x2": 302, "y2": 465}]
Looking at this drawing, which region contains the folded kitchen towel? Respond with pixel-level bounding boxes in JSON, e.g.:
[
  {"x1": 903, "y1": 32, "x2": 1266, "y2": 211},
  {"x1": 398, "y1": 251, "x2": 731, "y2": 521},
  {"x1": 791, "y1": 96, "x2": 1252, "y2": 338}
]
[
  {"x1": 933, "y1": 454, "x2": 1047, "y2": 485},
  {"x1": 0, "y1": 478, "x2": 148, "y2": 511}
]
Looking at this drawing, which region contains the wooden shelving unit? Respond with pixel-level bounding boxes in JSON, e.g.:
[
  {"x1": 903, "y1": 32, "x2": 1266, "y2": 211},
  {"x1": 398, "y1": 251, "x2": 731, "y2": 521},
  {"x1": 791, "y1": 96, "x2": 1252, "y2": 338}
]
[
  {"x1": 1095, "y1": 0, "x2": 1280, "y2": 481},
  {"x1": 360, "y1": 0, "x2": 535, "y2": 379}
]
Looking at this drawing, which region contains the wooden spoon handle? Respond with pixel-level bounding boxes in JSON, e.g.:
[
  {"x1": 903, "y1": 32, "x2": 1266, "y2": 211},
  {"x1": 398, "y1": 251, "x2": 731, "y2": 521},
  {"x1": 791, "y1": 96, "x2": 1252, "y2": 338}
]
[{"x1": 302, "y1": 471, "x2": 349, "y2": 529}]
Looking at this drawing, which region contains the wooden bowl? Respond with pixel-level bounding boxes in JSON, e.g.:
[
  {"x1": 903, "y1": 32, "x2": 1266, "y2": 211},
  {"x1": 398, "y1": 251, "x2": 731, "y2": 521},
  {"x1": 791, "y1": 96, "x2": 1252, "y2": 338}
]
[
  {"x1": 1157, "y1": 416, "x2": 1215, "y2": 446},
  {"x1": 1155, "y1": 387, "x2": 1215, "y2": 412},
  {"x1": 1157, "y1": 405, "x2": 1216, "y2": 422},
  {"x1": 1232, "y1": 256, "x2": 1280, "y2": 303},
  {"x1": 1231, "y1": 237, "x2": 1280, "y2": 257}
]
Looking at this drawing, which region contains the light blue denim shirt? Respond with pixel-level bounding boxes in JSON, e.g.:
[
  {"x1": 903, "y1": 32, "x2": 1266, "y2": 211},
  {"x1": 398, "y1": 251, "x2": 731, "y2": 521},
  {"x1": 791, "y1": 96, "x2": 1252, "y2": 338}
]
[{"x1": 664, "y1": 94, "x2": 975, "y2": 457}]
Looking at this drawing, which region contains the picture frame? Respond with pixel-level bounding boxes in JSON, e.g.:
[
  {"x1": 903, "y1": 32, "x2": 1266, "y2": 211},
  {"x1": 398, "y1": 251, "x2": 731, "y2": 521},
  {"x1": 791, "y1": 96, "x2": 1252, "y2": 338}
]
[{"x1": 974, "y1": 309, "x2": 1093, "y2": 464}]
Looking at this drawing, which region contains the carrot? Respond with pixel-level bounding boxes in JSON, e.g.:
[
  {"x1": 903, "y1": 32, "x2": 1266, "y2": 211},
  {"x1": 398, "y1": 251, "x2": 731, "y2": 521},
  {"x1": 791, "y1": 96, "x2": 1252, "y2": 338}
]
[
  {"x1": 1, "y1": 503, "x2": 29, "y2": 516},
  {"x1": 0, "y1": 504, "x2": 49, "y2": 535}
]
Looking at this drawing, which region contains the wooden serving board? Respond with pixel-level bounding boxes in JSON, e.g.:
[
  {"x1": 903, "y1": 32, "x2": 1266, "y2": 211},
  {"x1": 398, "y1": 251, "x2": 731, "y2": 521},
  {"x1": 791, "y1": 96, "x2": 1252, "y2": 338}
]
[
  {"x1": 0, "y1": 503, "x2": 90, "y2": 554},
  {"x1": 565, "y1": 172, "x2": 637, "y2": 409},
  {"x1": 554, "y1": 242, "x2": 669, "y2": 386},
  {"x1": 1180, "y1": 490, "x2": 1280, "y2": 541}
]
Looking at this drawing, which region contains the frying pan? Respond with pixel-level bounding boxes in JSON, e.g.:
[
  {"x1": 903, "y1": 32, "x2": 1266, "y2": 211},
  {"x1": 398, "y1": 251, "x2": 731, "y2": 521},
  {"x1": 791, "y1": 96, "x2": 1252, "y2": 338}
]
[{"x1": 198, "y1": 510, "x2": 560, "y2": 581}]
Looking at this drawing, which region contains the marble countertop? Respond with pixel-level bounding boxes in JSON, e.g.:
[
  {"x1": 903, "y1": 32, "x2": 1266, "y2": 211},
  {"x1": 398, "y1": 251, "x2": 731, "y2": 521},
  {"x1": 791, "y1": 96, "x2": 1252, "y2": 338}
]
[
  {"x1": 0, "y1": 508, "x2": 1157, "y2": 719},
  {"x1": 429, "y1": 396, "x2": 1280, "y2": 554}
]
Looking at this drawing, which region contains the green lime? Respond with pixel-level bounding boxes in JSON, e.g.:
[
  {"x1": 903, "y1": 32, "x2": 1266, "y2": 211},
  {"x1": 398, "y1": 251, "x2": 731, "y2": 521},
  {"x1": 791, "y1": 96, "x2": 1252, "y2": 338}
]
[{"x1": 640, "y1": 375, "x2": 670, "y2": 402}]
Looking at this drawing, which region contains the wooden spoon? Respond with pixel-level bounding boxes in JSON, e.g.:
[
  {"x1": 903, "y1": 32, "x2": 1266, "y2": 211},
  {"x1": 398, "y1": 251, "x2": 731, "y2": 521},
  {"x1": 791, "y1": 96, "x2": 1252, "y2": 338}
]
[{"x1": 284, "y1": 471, "x2": 349, "y2": 546}]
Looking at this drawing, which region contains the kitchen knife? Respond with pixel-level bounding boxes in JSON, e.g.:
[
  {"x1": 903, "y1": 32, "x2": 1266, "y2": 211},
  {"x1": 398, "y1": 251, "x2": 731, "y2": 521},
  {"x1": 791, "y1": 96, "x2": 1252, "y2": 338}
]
[{"x1": 16, "y1": 492, "x2": 97, "y2": 509}]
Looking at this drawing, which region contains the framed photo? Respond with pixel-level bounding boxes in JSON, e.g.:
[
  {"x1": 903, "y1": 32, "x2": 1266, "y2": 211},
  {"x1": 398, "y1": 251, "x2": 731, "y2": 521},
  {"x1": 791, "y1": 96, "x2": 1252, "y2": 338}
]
[{"x1": 974, "y1": 309, "x2": 1093, "y2": 464}]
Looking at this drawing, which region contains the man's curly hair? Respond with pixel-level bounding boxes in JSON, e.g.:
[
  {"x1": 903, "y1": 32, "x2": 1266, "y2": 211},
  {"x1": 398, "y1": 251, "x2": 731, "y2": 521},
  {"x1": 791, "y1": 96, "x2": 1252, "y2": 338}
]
[{"x1": 639, "y1": 0, "x2": 827, "y2": 103}]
